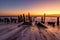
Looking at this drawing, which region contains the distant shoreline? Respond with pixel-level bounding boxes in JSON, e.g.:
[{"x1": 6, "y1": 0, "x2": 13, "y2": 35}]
[{"x1": 0, "y1": 16, "x2": 60, "y2": 17}]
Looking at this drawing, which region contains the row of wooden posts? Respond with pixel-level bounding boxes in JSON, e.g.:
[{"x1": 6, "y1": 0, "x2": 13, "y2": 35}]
[
  {"x1": 0, "y1": 13, "x2": 60, "y2": 26},
  {"x1": 0, "y1": 13, "x2": 32, "y2": 24},
  {"x1": 41, "y1": 13, "x2": 60, "y2": 26},
  {"x1": 18, "y1": 13, "x2": 32, "y2": 23}
]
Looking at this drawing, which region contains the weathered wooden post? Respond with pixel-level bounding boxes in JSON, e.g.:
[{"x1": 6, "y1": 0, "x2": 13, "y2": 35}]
[
  {"x1": 57, "y1": 17, "x2": 59, "y2": 26},
  {"x1": 23, "y1": 14, "x2": 25, "y2": 23},
  {"x1": 28, "y1": 12, "x2": 32, "y2": 22},
  {"x1": 41, "y1": 13, "x2": 46, "y2": 24},
  {"x1": 41, "y1": 17, "x2": 44, "y2": 23},
  {"x1": 0, "y1": 18, "x2": 2, "y2": 22},
  {"x1": 44, "y1": 13, "x2": 46, "y2": 23},
  {"x1": 0, "y1": 18, "x2": 3, "y2": 23},
  {"x1": 18, "y1": 15, "x2": 21, "y2": 23},
  {"x1": 10, "y1": 17, "x2": 12, "y2": 23}
]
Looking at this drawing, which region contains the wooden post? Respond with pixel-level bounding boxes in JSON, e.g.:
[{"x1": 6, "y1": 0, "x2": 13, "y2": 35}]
[
  {"x1": 57, "y1": 17, "x2": 59, "y2": 26},
  {"x1": 23, "y1": 14, "x2": 25, "y2": 23},
  {"x1": 10, "y1": 17, "x2": 12, "y2": 23},
  {"x1": 41, "y1": 17, "x2": 44, "y2": 23},
  {"x1": 28, "y1": 12, "x2": 32, "y2": 22},
  {"x1": 0, "y1": 18, "x2": 1, "y2": 22},
  {"x1": 44, "y1": 13, "x2": 46, "y2": 23},
  {"x1": 18, "y1": 15, "x2": 21, "y2": 23}
]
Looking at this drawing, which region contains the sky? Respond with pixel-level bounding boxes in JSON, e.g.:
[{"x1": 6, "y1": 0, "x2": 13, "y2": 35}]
[{"x1": 0, "y1": 0, "x2": 60, "y2": 16}]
